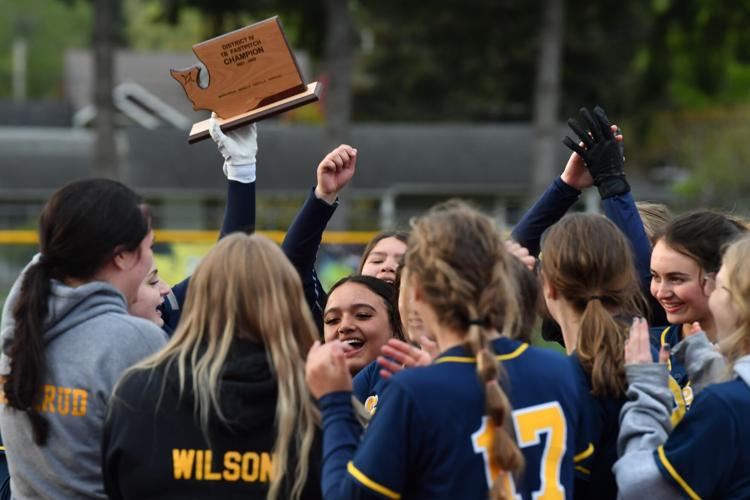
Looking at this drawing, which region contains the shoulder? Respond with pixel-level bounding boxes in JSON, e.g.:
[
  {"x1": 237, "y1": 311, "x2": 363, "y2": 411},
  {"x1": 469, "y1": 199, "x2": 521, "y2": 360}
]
[
  {"x1": 388, "y1": 360, "x2": 472, "y2": 399},
  {"x1": 496, "y1": 338, "x2": 576, "y2": 382},
  {"x1": 111, "y1": 367, "x2": 165, "y2": 412},
  {"x1": 353, "y1": 359, "x2": 379, "y2": 402},
  {"x1": 696, "y1": 379, "x2": 750, "y2": 417},
  {"x1": 566, "y1": 353, "x2": 589, "y2": 384},
  {"x1": 96, "y1": 313, "x2": 167, "y2": 351},
  {"x1": 353, "y1": 359, "x2": 378, "y2": 385}
]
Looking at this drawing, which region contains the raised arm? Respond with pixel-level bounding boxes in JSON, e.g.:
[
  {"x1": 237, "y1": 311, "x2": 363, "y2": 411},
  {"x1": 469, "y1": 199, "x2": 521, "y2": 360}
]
[
  {"x1": 161, "y1": 119, "x2": 258, "y2": 333},
  {"x1": 510, "y1": 151, "x2": 587, "y2": 257},
  {"x1": 566, "y1": 106, "x2": 652, "y2": 285},
  {"x1": 282, "y1": 145, "x2": 357, "y2": 332}
]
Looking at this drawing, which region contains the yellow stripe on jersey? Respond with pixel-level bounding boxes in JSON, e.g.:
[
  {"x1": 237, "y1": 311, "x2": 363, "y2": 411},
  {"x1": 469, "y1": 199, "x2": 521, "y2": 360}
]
[
  {"x1": 660, "y1": 326, "x2": 691, "y2": 426},
  {"x1": 573, "y1": 442, "x2": 594, "y2": 463},
  {"x1": 669, "y1": 376, "x2": 687, "y2": 427},
  {"x1": 347, "y1": 461, "x2": 401, "y2": 499},
  {"x1": 656, "y1": 445, "x2": 701, "y2": 500},
  {"x1": 435, "y1": 343, "x2": 529, "y2": 364},
  {"x1": 497, "y1": 343, "x2": 529, "y2": 360},
  {"x1": 661, "y1": 326, "x2": 672, "y2": 372},
  {"x1": 575, "y1": 465, "x2": 591, "y2": 475}
]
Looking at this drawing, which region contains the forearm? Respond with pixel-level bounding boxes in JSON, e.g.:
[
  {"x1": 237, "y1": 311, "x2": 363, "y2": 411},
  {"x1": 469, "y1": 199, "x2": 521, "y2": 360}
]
[
  {"x1": 511, "y1": 177, "x2": 580, "y2": 256},
  {"x1": 282, "y1": 188, "x2": 336, "y2": 332},
  {"x1": 220, "y1": 180, "x2": 256, "y2": 238},
  {"x1": 618, "y1": 364, "x2": 672, "y2": 457},
  {"x1": 602, "y1": 193, "x2": 651, "y2": 285},
  {"x1": 613, "y1": 450, "x2": 680, "y2": 500},
  {"x1": 319, "y1": 392, "x2": 375, "y2": 500},
  {"x1": 614, "y1": 364, "x2": 678, "y2": 499},
  {"x1": 282, "y1": 188, "x2": 337, "y2": 273},
  {"x1": 671, "y1": 332, "x2": 726, "y2": 394}
]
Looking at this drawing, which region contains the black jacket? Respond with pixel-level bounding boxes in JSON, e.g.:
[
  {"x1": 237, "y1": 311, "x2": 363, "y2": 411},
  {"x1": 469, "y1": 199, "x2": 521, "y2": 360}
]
[{"x1": 102, "y1": 340, "x2": 322, "y2": 499}]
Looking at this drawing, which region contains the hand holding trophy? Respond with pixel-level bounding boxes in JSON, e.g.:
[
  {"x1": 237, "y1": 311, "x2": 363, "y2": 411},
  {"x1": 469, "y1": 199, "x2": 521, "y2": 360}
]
[{"x1": 170, "y1": 16, "x2": 322, "y2": 144}]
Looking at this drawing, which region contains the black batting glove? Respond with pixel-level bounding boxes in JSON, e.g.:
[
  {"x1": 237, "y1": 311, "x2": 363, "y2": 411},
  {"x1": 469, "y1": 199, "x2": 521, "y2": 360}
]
[{"x1": 562, "y1": 106, "x2": 629, "y2": 199}]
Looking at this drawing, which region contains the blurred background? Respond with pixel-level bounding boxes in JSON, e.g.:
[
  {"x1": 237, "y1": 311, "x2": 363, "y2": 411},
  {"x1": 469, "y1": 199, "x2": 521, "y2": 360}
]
[{"x1": 1, "y1": 0, "x2": 750, "y2": 302}]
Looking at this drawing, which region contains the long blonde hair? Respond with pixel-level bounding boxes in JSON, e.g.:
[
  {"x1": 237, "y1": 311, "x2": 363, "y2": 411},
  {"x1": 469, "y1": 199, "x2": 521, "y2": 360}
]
[
  {"x1": 541, "y1": 214, "x2": 644, "y2": 397},
  {"x1": 407, "y1": 201, "x2": 523, "y2": 499},
  {"x1": 718, "y1": 235, "x2": 750, "y2": 372},
  {"x1": 124, "y1": 233, "x2": 319, "y2": 500}
]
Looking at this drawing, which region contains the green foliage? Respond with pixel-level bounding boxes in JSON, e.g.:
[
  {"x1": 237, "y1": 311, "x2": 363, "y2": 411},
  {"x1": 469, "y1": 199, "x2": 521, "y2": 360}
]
[
  {"x1": 0, "y1": 0, "x2": 91, "y2": 98},
  {"x1": 156, "y1": 0, "x2": 325, "y2": 55},
  {"x1": 354, "y1": 1, "x2": 541, "y2": 121},
  {"x1": 124, "y1": 0, "x2": 204, "y2": 51},
  {"x1": 642, "y1": 106, "x2": 750, "y2": 210}
]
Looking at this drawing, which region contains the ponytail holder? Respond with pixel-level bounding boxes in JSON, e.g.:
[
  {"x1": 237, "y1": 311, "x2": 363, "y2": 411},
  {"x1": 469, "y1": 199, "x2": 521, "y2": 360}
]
[
  {"x1": 38, "y1": 254, "x2": 55, "y2": 267},
  {"x1": 587, "y1": 295, "x2": 605, "y2": 303},
  {"x1": 468, "y1": 317, "x2": 488, "y2": 326}
]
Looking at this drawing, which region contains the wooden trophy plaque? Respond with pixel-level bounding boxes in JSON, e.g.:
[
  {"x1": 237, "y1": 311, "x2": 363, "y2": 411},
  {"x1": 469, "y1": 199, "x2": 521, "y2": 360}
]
[{"x1": 170, "y1": 16, "x2": 322, "y2": 143}]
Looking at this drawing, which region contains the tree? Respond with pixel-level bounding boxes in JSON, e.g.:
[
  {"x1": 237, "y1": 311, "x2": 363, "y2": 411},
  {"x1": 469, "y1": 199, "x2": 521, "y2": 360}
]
[
  {"x1": 529, "y1": 0, "x2": 564, "y2": 203},
  {"x1": 322, "y1": 0, "x2": 353, "y2": 148},
  {"x1": 92, "y1": 0, "x2": 119, "y2": 179}
]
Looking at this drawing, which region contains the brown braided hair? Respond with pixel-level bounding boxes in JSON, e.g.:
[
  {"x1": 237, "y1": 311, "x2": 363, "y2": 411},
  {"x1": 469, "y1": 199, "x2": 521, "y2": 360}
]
[{"x1": 406, "y1": 200, "x2": 523, "y2": 498}]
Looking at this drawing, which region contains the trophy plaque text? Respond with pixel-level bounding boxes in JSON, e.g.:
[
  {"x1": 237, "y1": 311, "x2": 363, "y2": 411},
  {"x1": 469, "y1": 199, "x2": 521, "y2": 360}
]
[{"x1": 170, "y1": 16, "x2": 321, "y2": 143}]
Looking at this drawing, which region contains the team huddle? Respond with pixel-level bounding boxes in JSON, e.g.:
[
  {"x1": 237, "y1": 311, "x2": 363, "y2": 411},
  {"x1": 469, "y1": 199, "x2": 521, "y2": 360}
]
[{"x1": 0, "y1": 105, "x2": 748, "y2": 500}]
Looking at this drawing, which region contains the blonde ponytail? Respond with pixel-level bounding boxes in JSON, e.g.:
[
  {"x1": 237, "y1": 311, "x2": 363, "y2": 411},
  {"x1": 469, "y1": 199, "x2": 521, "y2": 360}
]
[{"x1": 466, "y1": 324, "x2": 524, "y2": 500}]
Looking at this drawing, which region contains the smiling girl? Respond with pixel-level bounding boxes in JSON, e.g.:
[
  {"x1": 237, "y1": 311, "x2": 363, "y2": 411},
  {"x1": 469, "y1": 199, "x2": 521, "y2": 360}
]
[
  {"x1": 614, "y1": 235, "x2": 750, "y2": 500},
  {"x1": 648, "y1": 210, "x2": 746, "y2": 390},
  {"x1": 323, "y1": 276, "x2": 404, "y2": 376},
  {"x1": 358, "y1": 232, "x2": 409, "y2": 285}
]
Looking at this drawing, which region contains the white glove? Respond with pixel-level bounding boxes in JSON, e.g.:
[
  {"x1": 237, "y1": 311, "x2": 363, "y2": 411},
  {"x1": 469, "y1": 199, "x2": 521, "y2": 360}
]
[{"x1": 208, "y1": 113, "x2": 258, "y2": 183}]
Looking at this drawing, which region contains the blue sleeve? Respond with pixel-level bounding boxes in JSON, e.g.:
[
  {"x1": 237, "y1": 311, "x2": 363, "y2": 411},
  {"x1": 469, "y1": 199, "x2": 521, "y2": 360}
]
[
  {"x1": 322, "y1": 383, "x2": 419, "y2": 500},
  {"x1": 220, "y1": 180, "x2": 256, "y2": 237},
  {"x1": 654, "y1": 389, "x2": 736, "y2": 500},
  {"x1": 161, "y1": 180, "x2": 255, "y2": 334},
  {"x1": 282, "y1": 188, "x2": 338, "y2": 334},
  {"x1": 511, "y1": 177, "x2": 580, "y2": 256},
  {"x1": 602, "y1": 193, "x2": 651, "y2": 286},
  {"x1": 319, "y1": 392, "x2": 379, "y2": 500}
]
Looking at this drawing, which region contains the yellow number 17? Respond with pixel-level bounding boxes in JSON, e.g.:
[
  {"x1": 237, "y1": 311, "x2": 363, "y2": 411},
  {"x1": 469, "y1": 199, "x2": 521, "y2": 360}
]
[{"x1": 471, "y1": 401, "x2": 567, "y2": 500}]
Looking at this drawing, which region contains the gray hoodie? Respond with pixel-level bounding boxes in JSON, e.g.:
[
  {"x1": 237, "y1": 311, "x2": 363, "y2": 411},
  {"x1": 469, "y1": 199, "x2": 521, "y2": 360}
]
[
  {"x1": 671, "y1": 331, "x2": 727, "y2": 395},
  {"x1": 613, "y1": 356, "x2": 750, "y2": 500},
  {"x1": 0, "y1": 261, "x2": 167, "y2": 500}
]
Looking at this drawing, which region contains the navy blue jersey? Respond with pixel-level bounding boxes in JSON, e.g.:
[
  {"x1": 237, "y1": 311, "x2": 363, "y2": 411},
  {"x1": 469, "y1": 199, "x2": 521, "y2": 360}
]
[
  {"x1": 568, "y1": 354, "x2": 625, "y2": 500},
  {"x1": 0, "y1": 437, "x2": 8, "y2": 499},
  {"x1": 654, "y1": 377, "x2": 750, "y2": 499},
  {"x1": 321, "y1": 338, "x2": 579, "y2": 499},
  {"x1": 650, "y1": 324, "x2": 694, "y2": 422},
  {"x1": 353, "y1": 359, "x2": 387, "y2": 414}
]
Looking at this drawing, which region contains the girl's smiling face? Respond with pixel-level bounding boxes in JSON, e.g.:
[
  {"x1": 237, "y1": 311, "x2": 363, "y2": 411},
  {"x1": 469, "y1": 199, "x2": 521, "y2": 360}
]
[
  {"x1": 650, "y1": 240, "x2": 712, "y2": 328},
  {"x1": 129, "y1": 264, "x2": 170, "y2": 327},
  {"x1": 361, "y1": 237, "x2": 407, "y2": 285},
  {"x1": 323, "y1": 282, "x2": 394, "y2": 374}
]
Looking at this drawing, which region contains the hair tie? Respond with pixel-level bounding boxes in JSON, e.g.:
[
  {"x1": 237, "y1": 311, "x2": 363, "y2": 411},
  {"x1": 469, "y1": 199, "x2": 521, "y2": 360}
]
[
  {"x1": 587, "y1": 295, "x2": 605, "y2": 303},
  {"x1": 468, "y1": 317, "x2": 488, "y2": 326},
  {"x1": 37, "y1": 254, "x2": 56, "y2": 268}
]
